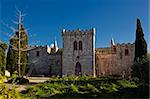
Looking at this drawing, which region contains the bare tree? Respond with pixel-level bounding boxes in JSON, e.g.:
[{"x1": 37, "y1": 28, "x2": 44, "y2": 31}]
[{"x1": 0, "y1": 9, "x2": 40, "y2": 77}]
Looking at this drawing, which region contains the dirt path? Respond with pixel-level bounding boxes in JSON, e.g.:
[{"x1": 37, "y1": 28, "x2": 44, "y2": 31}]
[
  {"x1": 27, "y1": 77, "x2": 50, "y2": 83},
  {"x1": 6, "y1": 77, "x2": 50, "y2": 92}
]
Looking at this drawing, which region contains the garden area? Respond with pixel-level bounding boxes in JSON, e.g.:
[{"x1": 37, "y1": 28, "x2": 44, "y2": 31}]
[
  {"x1": 19, "y1": 76, "x2": 149, "y2": 98},
  {"x1": 0, "y1": 75, "x2": 149, "y2": 99}
]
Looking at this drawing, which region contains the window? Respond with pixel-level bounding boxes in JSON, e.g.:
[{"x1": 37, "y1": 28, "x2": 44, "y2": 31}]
[
  {"x1": 36, "y1": 51, "x2": 40, "y2": 57},
  {"x1": 74, "y1": 41, "x2": 77, "y2": 50},
  {"x1": 120, "y1": 52, "x2": 122, "y2": 59},
  {"x1": 113, "y1": 47, "x2": 116, "y2": 52},
  {"x1": 125, "y1": 49, "x2": 129, "y2": 56},
  {"x1": 79, "y1": 41, "x2": 82, "y2": 50},
  {"x1": 75, "y1": 62, "x2": 81, "y2": 76}
]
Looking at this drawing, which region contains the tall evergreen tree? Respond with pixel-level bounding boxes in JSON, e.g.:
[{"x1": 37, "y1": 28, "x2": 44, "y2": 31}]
[
  {"x1": 6, "y1": 37, "x2": 18, "y2": 75},
  {"x1": 134, "y1": 18, "x2": 147, "y2": 61},
  {"x1": 132, "y1": 18, "x2": 148, "y2": 83},
  {"x1": 0, "y1": 41, "x2": 7, "y2": 75},
  {"x1": 6, "y1": 24, "x2": 28, "y2": 76}
]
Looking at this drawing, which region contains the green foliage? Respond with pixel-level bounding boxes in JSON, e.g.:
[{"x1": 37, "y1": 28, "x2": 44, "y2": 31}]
[
  {"x1": 7, "y1": 24, "x2": 28, "y2": 76},
  {"x1": 6, "y1": 45, "x2": 18, "y2": 75},
  {"x1": 0, "y1": 76, "x2": 20, "y2": 99},
  {"x1": 70, "y1": 84, "x2": 78, "y2": 93},
  {"x1": 132, "y1": 18, "x2": 149, "y2": 84},
  {"x1": 117, "y1": 79, "x2": 137, "y2": 88},
  {"x1": 99, "y1": 83, "x2": 120, "y2": 93},
  {"x1": 109, "y1": 83, "x2": 119, "y2": 93},
  {"x1": 86, "y1": 83, "x2": 99, "y2": 93},
  {"x1": 131, "y1": 56, "x2": 149, "y2": 83},
  {"x1": 134, "y1": 18, "x2": 147, "y2": 61},
  {"x1": 22, "y1": 76, "x2": 143, "y2": 98},
  {"x1": 11, "y1": 71, "x2": 18, "y2": 84},
  {"x1": 0, "y1": 42, "x2": 7, "y2": 75}
]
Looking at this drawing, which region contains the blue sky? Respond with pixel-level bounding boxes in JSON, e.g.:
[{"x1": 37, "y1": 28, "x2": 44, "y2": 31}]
[{"x1": 0, "y1": 0, "x2": 149, "y2": 49}]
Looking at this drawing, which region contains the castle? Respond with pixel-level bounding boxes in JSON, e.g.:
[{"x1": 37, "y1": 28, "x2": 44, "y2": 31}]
[{"x1": 27, "y1": 28, "x2": 134, "y2": 77}]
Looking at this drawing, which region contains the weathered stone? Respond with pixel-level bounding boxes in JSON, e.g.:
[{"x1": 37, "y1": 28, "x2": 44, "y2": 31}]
[
  {"x1": 27, "y1": 46, "x2": 62, "y2": 76},
  {"x1": 27, "y1": 28, "x2": 134, "y2": 77},
  {"x1": 95, "y1": 43, "x2": 134, "y2": 76},
  {"x1": 62, "y1": 28, "x2": 96, "y2": 76}
]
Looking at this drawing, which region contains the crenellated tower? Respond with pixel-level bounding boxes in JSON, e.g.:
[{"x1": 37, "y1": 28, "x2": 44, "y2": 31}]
[{"x1": 62, "y1": 28, "x2": 96, "y2": 76}]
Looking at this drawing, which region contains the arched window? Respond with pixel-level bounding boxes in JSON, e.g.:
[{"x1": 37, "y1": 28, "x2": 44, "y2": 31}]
[
  {"x1": 125, "y1": 49, "x2": 129, "y2": 56},
  {"x1": 79, "y1": 41, "x2": 82, "y2": 50},
  {"x1": 74, "y1": 41, "x2": 77, "y2": 50}
]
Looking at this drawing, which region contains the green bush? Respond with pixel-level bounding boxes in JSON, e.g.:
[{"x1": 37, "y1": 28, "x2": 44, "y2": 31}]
[
  {"x1": 0, "y1": 76, "x2": 20, "y2": 99},
  {"x1": 117, "y1": 79, "x2": 137, "y2": 88},
  {"x1": 23, "y1": 76, "x2": 142, "y2": 98}
]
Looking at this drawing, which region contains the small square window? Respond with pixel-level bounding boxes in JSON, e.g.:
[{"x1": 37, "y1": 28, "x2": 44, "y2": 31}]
[
  {"x1": 36, "y1": 51, "x2": 40, "y2": 57},
  {"x1": 125, "y1": 49, "x2": 129, "y2": 56}
]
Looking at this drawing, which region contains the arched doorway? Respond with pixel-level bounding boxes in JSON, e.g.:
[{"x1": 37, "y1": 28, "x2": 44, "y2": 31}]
[{"x1": 75, "y1": 62, "x2": 81, "y2": 76}]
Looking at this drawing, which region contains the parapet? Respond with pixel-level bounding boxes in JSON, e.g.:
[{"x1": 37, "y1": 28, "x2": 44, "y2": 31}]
[
  {"x1": 62, "y1": 28, "x2": 96, "y2": 36},
  {"x1": 28, "y1": 45, "x2": 47, "y2": 51},
  {"x1": 116, "y1": 43, "x2": 135, "y2": 47},
  {"x1": 95, "y1": 47, "x2": 111, "y2": 54}
]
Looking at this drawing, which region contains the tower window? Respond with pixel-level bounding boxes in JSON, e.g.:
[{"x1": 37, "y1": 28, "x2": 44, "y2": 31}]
[
  {"x1": 36, "y1": 51, "x2": 40, "y2": 57},
  {"x1": 77, "y1": 56, "x2": 79, "y2": 59},
  {"x1": 74, "y1": 41, "x2": 77, "y2": 50},
  {"x1": 79, "y1": 41, "x2": 82, "y2": 50},
  {"x1": 125, "y1": 49, "x2": 129, "y2": 56}
]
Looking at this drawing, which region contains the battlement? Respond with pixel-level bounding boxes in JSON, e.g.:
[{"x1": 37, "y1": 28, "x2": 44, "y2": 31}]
[
  {"x1": 29, "y1": 45, "x2": 46, "y2": 48},
  {"x1": 95, "y1": 42, "x2": 135, "y2": 55},
  {"x1": 28, "y1": 45, "x2": 47, "y2": 51},
  {"x1": 95, "y1": 48, "x2": 111, "y2": 54},
  {"x1": 62, "y1": 28, "x2": 96, "y2": 36},
  {"x1": 115, "y1": 43, "x2": 135, "y2": 48}
]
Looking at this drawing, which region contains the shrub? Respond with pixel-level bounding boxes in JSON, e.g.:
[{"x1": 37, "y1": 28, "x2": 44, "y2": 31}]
[
  {"x1": 117, "y1": 79, "x2": 137, "y2": 88},
  {"x1": 0, "y1": 76, "x2": 20, "y2": 99},
  {"x1": 8, "y1": 77, "x2": 29, "y2": 84},
  {"x1": 23, "y1": 76, "x2": 142, "y2": 98}
]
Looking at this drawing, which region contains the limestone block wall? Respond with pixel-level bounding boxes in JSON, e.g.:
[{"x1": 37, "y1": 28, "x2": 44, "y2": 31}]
[{"x1": 62, "y1": 28, "x2": 95, "y2": 76}]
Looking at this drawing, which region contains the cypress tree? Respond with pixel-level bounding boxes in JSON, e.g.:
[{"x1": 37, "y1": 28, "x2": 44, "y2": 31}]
[
  {"x1": 6, "y1": 38, "x2": 18, "y2": 75},
  {"x1": 0, "y1": 42, "x2": 7, "y2": 75},
  {"x1": 134, "y1": 18, "x2": 147, "y2": 61},
  {"x1": 132, "y1": 18, "x2": 148, "y2": 84}
]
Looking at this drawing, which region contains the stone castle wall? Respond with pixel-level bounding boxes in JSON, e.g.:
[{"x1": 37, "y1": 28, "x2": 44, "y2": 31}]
[
  {"x1": 27, "y1": 28, "x2": 135, "y2": 77},
  {"x1": 27, "y1": 46, "x2": 62, "y2": 76},
  {"x1": 95, "y1": 43, "x2": 135, "y2": 76},
  {"x1": 62, "y1": 28, "x2": 95, "y2": 76}
]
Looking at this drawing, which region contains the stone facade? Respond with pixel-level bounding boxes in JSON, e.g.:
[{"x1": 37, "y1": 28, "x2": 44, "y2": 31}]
[
  {"x1": 27, "y1": 45, "x2": 62, "y2": 76},
  {"x1": 95, "y1": 42, "x2": 135, "y2": 76},
  {"x1": 62, "y1": 28, "x2": 95, "y2": 76},
  {"x1": 27, "y1": 28, "x2": 134, "y2": 77}
]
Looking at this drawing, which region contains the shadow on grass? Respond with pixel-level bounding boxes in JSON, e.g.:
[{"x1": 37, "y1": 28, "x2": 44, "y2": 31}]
[{"x1": 34, "y1": 86, "x2": 149, "y2": 99}]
